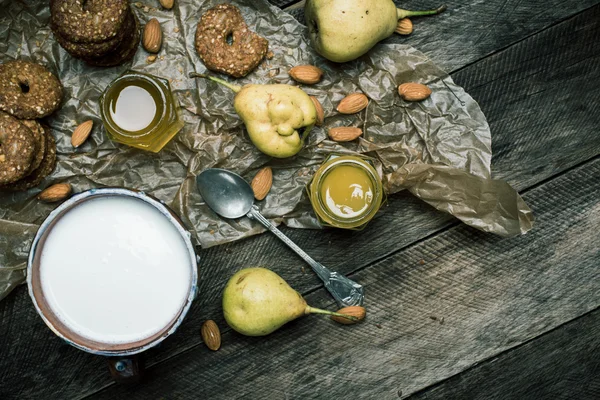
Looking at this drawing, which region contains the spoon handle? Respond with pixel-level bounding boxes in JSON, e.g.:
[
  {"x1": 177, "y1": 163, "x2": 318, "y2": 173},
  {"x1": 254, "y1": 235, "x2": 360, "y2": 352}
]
[{"x1": 247, "y1": 206, "x2": 364, "y2": 307}]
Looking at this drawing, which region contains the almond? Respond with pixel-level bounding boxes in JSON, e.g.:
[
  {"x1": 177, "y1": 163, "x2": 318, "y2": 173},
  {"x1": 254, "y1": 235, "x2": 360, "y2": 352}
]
[
  {"x1": 328, "y1": 127, "x2": 362, "y2": 142},
  {"x1": 288, "y1": 65, "x2": 323, "y2": 85},
  {"x1": 331, "y1": 306, "x2": 366, "y2": 325},
  {"x1": 395, "y1": 18, "x2": 413, "y2": 35},
  {"x1": 310, "y1": 96, "x2": 324, "y2": 126},
  {"x1": 201, "y1": 320, "x2": 221, "y2": 351},
  {"x1": 38, "y1": 183, "x2": 72, "y2": 202},
  {"x1": 398, "y1": 82, "x2": 432, "y2": 102},
  {"x1": 71, "y1": 120, "x2": 93, "y2": 148},
  {"x1": 159, "y1": 0, "x2": 174, "y2": 9},
  {"x1": 337, "y1": 93, "x2": 369, "y2": 114},
  {"x1": 143, "y1": 18, "x2": 162, "y2": 54},
  {"x1": 251, "y1": 167, "x2": 273, "y2": 201}
]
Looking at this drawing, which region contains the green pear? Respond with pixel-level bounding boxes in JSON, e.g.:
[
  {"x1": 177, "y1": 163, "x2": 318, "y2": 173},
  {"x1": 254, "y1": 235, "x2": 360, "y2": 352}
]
[
  {"x1": 305, "y1": 0, "x2": 446, "y2": 63},
  {"x1": 222, "y1": 267, "x2": 358, "y2": 336},
  {"x1": 190, "y1": 74, "x2": 316, "y2": 158}
]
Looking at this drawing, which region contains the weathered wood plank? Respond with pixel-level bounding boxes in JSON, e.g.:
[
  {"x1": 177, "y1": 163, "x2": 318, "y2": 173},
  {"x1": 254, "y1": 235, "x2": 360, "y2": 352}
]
[
  {"x1": 407, "y1": 308, "x2": 600, "y2": 400},
  {"x1": 2, "y1": 2, "x2": 600, "y2": 400},
  {"x1": 284, "y1": 0, "x2": 600, "y2": 73},
  {"x1": 89, "y1": 157, "x2": 600, "y2": 400}
]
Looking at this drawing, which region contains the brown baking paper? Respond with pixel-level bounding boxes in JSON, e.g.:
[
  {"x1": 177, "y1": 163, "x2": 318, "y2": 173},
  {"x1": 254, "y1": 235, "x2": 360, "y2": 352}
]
[{"x1": 0, "y1": 0, "x2": 533, "y2": 301}]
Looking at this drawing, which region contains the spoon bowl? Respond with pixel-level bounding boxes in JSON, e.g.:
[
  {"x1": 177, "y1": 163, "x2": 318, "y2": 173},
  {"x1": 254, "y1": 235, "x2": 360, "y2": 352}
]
[{"x1": 196, "y1": 168, "x2": 254, "y2": 219}]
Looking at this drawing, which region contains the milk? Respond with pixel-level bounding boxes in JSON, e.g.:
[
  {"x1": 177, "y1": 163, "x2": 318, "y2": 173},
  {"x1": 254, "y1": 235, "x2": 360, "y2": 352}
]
[{"x1": 40, "y1": 196, "x2": 193, "y2": 345}]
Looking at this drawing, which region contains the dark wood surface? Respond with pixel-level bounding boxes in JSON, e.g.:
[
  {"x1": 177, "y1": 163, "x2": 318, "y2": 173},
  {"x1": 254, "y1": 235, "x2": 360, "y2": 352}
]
[{"x1": 1, "y1": 1, "x2": 599, "y2": 399}]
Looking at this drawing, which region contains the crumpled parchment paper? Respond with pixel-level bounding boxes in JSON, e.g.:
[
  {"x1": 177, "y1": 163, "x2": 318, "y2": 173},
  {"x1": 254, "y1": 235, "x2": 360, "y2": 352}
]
[{"x1": 0, "y1": 0, "x2": 533, "y2": 301}]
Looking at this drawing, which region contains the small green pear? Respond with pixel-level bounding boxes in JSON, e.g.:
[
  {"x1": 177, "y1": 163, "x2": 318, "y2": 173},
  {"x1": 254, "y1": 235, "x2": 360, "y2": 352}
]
[
  {"x1": 222, "y1": 267, "x2": 359, "y2": 336},
  {"x1": 305, "y1": 0, "x2": 446, "y2": 63},
  {"x1": 190, "y1": 74, "x2": 316, "y2": 158}
]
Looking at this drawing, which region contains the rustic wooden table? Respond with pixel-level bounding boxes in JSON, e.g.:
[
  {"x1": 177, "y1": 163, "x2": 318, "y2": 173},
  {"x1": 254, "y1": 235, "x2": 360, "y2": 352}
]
[{"x1": 1, "y1": 1, "x2": 599, "y2": 399}]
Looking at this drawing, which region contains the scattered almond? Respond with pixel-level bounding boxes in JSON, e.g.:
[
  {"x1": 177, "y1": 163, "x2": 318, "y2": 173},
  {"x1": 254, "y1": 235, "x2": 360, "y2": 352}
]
[
  {"x1": 331, "y1": 306, "x2": 366, "y2": 325},
  {"x1": 395, "y1": 18, "x2": 413, "y2": 35},
  {"x1": 159, "y1": 0, "x2": 174, "y2": 9},
  {"x1": 38, "y1": 183, "x2": 72, "y2": 203},
  {"x1": 310, "y1": 96, "x2": 324, "y2": 126},
  {"x1": 143, "y1": 18, "x2": 162, "y2": 53},
  {"x1": 251, "y1": 167, "x2": 273, "y2": 201},
  {"x1": 146, "y1": 55, "x2": 157, "y2": 64},
  {"x1": 328, "y1": 127, "x2": 362, "y2": 142},
  {"x1": 398, "y1": 82, "x2": 432, "y2": 102},
  {"x1": 201, "y1": 320, "x2": 221, "y2": 351},
  {"x1": 71, "y1": 120, "x2": 93, "y2": 148},
  {"x1": 288, "y1": 65, "x2": 323, "y2": 85},
  {"x1": 337, "y1": 93, "x2": 369, "y2": 114}
]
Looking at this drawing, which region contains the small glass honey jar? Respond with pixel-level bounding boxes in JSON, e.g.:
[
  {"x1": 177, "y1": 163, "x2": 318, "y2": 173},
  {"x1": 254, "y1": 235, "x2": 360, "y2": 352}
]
[
  {"x1": 308, "y1": 155, "x2": 385, "y2": 230},
  {"x1": 99, "y1": 70, "x2": 184, "y2": 152}
]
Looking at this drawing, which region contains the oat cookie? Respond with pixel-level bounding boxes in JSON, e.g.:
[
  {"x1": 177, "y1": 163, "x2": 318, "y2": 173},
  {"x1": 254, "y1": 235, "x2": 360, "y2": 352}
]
[
  {"x1": 21, "y1": 120, "x2": 46, "y2": 173},
  {"x1": 2, "y1": 125, "x2": 57, "y2": 191},
  {"x1": 0, "y1": 112, "x2": 35, "y2": 185},
  {"x1": 195, "y1": 4, "x2": 269, "y2": 78},
  {"x1": 50, "y1": 0, "x2": 129, "y2": 44},
  {"x1": 84, "y1": 13, "x2": 140, "y2": 67},
  {"x1": 52, "y1": 10, "x2": 135, "y2": 59},
  {"x1": 0, "y1": 60, "x2": 63, "y2": 120}
]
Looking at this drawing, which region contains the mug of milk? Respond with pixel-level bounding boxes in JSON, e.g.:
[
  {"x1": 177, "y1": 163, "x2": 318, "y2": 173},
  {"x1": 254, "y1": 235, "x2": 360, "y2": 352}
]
[{"x1": 27, "y1": 188, "x2": 198, "y2": 381}]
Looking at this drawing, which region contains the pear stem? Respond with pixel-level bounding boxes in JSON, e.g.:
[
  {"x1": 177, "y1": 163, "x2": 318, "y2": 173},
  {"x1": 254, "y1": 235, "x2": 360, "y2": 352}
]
[
  {"x1": 306, "y1": 306, "x2": 359, "y2": 322},
  {"x1": 189, "y1": 72, "x2": 242, "y2": 93},
  {"x1": 397, "y1": 5, "x2": 446, "y2": 19}
]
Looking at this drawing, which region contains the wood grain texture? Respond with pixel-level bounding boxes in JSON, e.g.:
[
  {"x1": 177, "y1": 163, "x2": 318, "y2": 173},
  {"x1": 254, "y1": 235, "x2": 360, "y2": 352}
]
[
  {"x1": 287, "y1": 0, "x2": 600, "y2": 73},
  {"x1": 407, "y1": 308, "x2": 600, "y2": 400},
  {"x1": 89, "y1": 157, "x2": 600, "y2": 400},
  {"x1": 1, "y1": 2, "x2": 600, "y2": 400}
]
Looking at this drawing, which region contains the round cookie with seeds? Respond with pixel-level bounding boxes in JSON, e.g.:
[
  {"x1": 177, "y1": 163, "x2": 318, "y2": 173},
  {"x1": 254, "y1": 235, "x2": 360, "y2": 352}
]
[
  {"x1": 0, "y1": 60, "x2": 63, "y2": 120},
  {"x1": 195, "y1": 4, "x2": 269, "y2": 78},
  {"x1": 2, "y1": 125, "x2": 57, "y2": 191},
  {"x1": 50, "y1": 0, "x2": 129, "y2": 44},
  {"x1": 52, "y1": 10, "x2": 135, "y2": 59},
  {"x1": 84, "y1": 13, "x2": 140, "y2": 67},
  {"x1": 21, "y1": 120, "x2": 46, "y2": 173},
  {"x1": 0, "y1": 112, "x2": 36, "y2": 185}
]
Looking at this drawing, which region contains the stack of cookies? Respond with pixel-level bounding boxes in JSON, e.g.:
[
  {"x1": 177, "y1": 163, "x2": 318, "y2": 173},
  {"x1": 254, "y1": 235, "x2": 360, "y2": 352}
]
[
  {"x1": 0, "y1": 60, "x2": 62, "y2": 191},
  {"x1": 50, "y1": 0, "x2": 140, "y2": 67}
]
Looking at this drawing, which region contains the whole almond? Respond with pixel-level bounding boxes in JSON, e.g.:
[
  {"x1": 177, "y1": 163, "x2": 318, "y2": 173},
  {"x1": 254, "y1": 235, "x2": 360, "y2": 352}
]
[
  {"x1": 337, "y1": 93, "x2": 369, "y2": 114},
  {"x1": 331, "y1": 306, "x2": 366, "y2": 325},
  {"x1": 395, "y1": 18, "x2": 413, "y2": 35},
  {"x1": 38, "y1": 183, "x2": 72, "y2": 202},
  {"x1": 201, "y1": 320, "x2": 221, "y2": 351},
  {"x1": 71, "y1": 120, "x2": 93, "y2": 148},
  {"x1": 251, "y1": 167, "x2": 273, "y2": 201},
  {"x1": 328, "y1": 127, "x2": 362, "y2": 142},
  {"x1": 398, "y1": 82, "x2": 432, "y2": 101},
  {"x1": 288, "y1": 65, "x2": 323, "y2": 85},
  {"x1": 159, "y1": 0, "x2": 174, "y2": 9},
  {"x1": 143, "y1": 18, "x2": 162, "y2": 53},
  {"x1": 310, "y1": 96, "x2": 324, "y2": 126}
]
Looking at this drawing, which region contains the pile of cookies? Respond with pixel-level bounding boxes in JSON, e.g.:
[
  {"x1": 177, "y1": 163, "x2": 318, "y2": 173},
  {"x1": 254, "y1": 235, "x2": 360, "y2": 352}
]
[
  {"x1": 50, "y1": 0, "x2": 140, "y2": 67},
  {"x1": 0, "y1": 60, "x2": 62, "y2": 191}
]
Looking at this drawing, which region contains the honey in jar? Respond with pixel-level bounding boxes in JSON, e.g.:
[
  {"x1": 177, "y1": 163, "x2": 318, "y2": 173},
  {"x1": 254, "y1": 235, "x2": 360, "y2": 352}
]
[
  {"x1": 308, "y1": 155, "x2": 384, "y2": 230},
  {"x1": 99, "y1": 70, "x2": 184, "y2": 152}
]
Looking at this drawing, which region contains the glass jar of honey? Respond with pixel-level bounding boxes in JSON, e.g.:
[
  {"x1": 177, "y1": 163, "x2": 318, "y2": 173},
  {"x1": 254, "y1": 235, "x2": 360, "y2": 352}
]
[
  {"x1": 308, "y1": 155, "x2": 384, "y2": 230},
  {"x1": 99, "y1": 70, "x2": 184, "y2": 152}
]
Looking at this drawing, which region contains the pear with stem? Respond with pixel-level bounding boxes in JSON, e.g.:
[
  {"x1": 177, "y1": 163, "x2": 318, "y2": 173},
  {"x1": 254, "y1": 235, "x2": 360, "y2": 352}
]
[{"x1": 223, "y1": 267, "x2": 362, "y2": 336}]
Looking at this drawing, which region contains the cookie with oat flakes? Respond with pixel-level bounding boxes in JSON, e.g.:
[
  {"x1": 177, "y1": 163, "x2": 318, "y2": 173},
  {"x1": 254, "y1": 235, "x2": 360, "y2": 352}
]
[
  {"x1": 195, "y1": 4, "x2": 269, "y2": 78},
  {"x1": 0, "y1": 60, "x2": 63, "y2": 120},
  {"x1": 0, "y1": 112, "x2": 36, "y2": 185}
]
